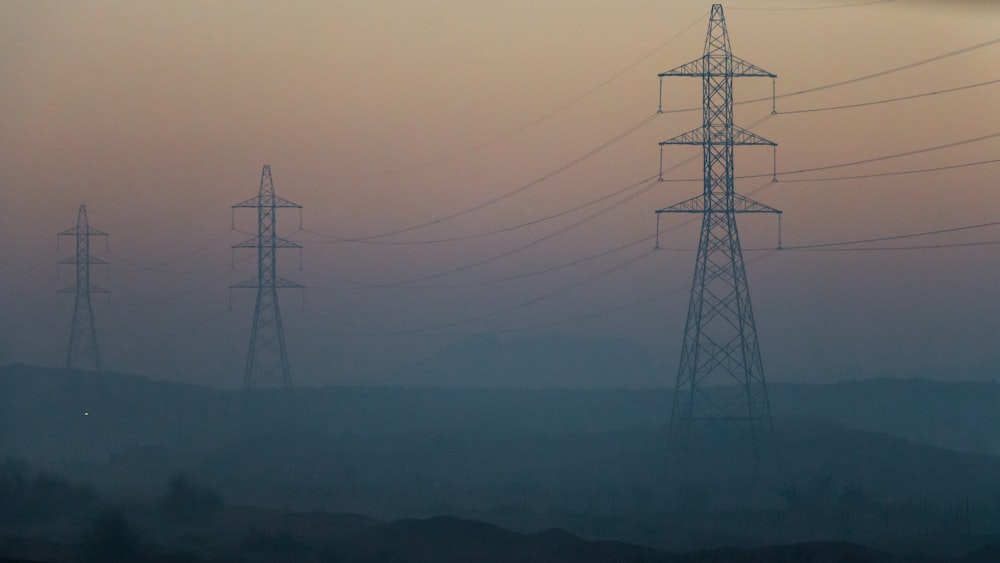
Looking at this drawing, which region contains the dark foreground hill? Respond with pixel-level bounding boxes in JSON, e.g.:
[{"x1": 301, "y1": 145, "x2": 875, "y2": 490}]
[
  {"x1": 2, "y1": 505, "x2": 997, "y2": 563},
  {"x1": 5, "y1": 364, "x2": 1000, "y2": 555},
  {"x1": 4, "y1": 363, "x2": 1000, "y2": 458}
]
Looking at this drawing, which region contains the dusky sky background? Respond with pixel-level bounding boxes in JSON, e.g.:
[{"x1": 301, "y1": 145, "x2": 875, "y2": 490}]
[{"x1": 0, "y1": 0, "x2": 997, "y2": 388}]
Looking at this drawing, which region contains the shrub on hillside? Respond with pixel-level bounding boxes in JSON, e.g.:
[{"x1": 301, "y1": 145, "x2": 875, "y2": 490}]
[{"x1": 156, "y1": 472, "x2": 223, "y2": 523}]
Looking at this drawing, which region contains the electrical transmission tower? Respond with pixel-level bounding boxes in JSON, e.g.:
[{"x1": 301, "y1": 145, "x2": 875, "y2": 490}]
[
  {"x1": 231, "y1": 164, "x2": 302, "y2": 389},
  {"x1": 656, "y1": 4, "x2": 780, "y2": 441},
  {"x1": 58, "y1": 204, "x2": 108, "y2": 370}
]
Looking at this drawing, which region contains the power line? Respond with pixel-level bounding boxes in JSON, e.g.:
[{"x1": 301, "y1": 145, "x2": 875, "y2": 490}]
[
  {"x1": 730, "y1": 0, "x2": 894, "y2": 10},
  {"x1": 304, "y1": 174, "x2": 774, "y2": 293},
  {"x1": 379, "y1": 234, "x2": 659, "y2": 290},
  {"x1": 401, "y1": 247, "x2": 657, "y2": 335},
  {"x1": 436, "y1": 178, "x2": 778, "y2": 290},
  {"x1": 374, "y1": 176, "x2": 661, "y2": 288},
  {"x1": 777, "y1": 132, "x2": 1000, "y2": 177},
  {"x1": 333, "y1": 112, "x2": 661, "y2": 242},
  {"x1": 303, "y1": 228, "x2": 655, "y2": 292},
  {"x1": 659, "y1": 37, "x2": 1000, "y2": 115},
  {"x1": 777, "y1": 78, "x2": 1000, "y2": 114},
  {"x1": 112, "y1": 253, "x2": 256, "y2": 307},
  {"x1": 288, "y1": 241, "x2": 657, "y2": 336},
  {"x1": 297, "y1": 43, "x2": 996, "y2": 244},
  {"x1": 659, "y1": 133, "x2": 1000, "y2": 182},
  {"x1": 776, "y1": 158, "x2": 1000, "y2": 183},
  {"x1": 409, "y1": 181, "x2": 758, "y2": 289},
  {"x1": 776, "y1": 38, "x2": 1000, "y2": 100},
  {"x1": 789, "y1": 239, "x2": 1000, "y2": 252},
  {"x1": 299, "y1": 114, "x2": 767, "y2": 253},
  {"x1": 497, "y1": 249, "x2": 780, "y2": 335},
  {"x1": 296, "y1": 174, "x2": 657, "y2": 247},
  {"x1": 108, "y1": 229, "x2": 237, "y2": 274},
  {"x1": 274, "y1": 12, "x2": 706, "y2": 181},
  {"x1": 113, "y1": 269, "x2": 235, "y2": 308},
  {"x1": 346, "y1": 114, "x2": 768, "y2": 247},
  {"x1": 296, "y1": 150, "x2": 705, "y2": 291},
  {"x1": 271, "y1": 173, "x2": 998, "y2": 341},
  {"x1": 781, "y1": 219, "x2": 1000, "y2": 250},
  {"x1": 302, "y1": 181, "x2": 779, "y2": 337},
  {"x1": 108, "y1": 307, "x2": 237, "y2": 342},
  {"x1": 296, "y1": 175, "x2": 656, "y2": 289},
  {"x1": 257, "y1": 37, "x2": 998, "y2": 273}
]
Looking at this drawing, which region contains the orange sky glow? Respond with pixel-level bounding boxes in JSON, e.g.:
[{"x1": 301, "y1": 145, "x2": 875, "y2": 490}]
[{"x1": 0, "y1": 0, "x2": 997, "y2": 387}]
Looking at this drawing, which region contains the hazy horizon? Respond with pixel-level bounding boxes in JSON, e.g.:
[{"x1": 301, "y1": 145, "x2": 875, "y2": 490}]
[{"x1": 1, "y1": 0, "x2": 997, "y2": 388}]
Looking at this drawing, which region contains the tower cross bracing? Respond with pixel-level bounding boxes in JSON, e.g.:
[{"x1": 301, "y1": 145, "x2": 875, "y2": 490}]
[
  {"x1": 58, "y1": 204, "x2": 108, "y2": 370},
  {"x1": 231, "y1": 164, "x2": 302, "y2": 389},
  {"x1": 656, "y1": 4, "x2": 780, "y2": 440}
]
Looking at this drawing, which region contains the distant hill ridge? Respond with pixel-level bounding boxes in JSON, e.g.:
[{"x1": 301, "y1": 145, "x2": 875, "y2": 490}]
[
  {"x1": 6, "y1": 364, "x2": 1000, "y2": 558},
  {"x1": 3, "y1": 362, "x2": 1000, "y2": 456}
]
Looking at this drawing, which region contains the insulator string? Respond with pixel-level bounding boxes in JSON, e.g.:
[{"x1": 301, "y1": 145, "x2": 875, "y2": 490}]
[
  {"x1": 771, "y1": 77, "x2": 777, "y2": 115},
  {"x1": 659, "y1": 145, "x2": 665, "y2": 181},
  {"x1": 655, "y1": 213, "x2": 662, "y2": 250},
  {"x1": 772, "y1": 146, "x2": 777, "y2": 183},
  {"x1": 658, "y1": 77, "x2": 664, "y2": 113}
]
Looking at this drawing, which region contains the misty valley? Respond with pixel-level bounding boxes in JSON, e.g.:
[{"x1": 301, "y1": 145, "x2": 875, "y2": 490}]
[
  {"x1": 3, "y1": 364, "x2": 1000, "y2": 562},
  {"x1": 2, "y1": 0, "x2": 997, "y2": 561}
]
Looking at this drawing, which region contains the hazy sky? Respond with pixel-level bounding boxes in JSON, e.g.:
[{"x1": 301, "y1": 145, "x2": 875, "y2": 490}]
[{"x1": 0, "y1": 0, "x2": 997, "y2": 387}]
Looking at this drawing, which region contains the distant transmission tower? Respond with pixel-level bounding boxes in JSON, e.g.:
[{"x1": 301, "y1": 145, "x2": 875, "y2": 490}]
[
  {"x1": 231, "y1": 164, "x2": 302, "y2": 389},
  {"x1": 656, "y1": 4, "x2": 780, "y2": 440},
  {"x1": 58, "y1": 204, "x2": 108, "y2": 370}
]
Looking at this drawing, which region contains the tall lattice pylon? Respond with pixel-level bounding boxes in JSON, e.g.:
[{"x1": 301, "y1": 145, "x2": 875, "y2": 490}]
[
  {"x1": 231, "y1": 164, "x2": 302, "y2": 389},
  {"x1": 58, "y1": 205, "x2": 108, "y2": 370},
  {"x1": 656, "y1": 4, "x2": 780, "y2": 440}
]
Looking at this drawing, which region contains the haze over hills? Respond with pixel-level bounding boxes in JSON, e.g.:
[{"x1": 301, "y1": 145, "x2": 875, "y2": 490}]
[
  {"x1": 4, "y1": 362, "x2": 1000, "y2": 559},
  {"x1": 375, "y1": 333, "x2": 662, "y2": 388}
]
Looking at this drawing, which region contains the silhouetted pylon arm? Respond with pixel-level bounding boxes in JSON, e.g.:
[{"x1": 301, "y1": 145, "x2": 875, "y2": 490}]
[
  {"x1": 659, "y1": 55, "x2": 775, "y2": 79},
  {"x1": 659, "y1": 125, "x2": 775, "y2": 147},
  {"x1": 656, "y1": 193, "x2": 781, "y2": 215},
  {"x1": 232, "y1": 236, "x2": 302, "y2": 249}
]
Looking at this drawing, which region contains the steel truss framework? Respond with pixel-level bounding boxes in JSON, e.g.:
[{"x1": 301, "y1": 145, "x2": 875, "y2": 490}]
[
  {"x1": 58, "y1": 205, "x2": 107, "y2": 370},
  {"x1": 657, "y1": 4, "x2": 780, "y2": 440},
  {"x1": 232, "y1": 165, "x2": 302, "y2": 389}
]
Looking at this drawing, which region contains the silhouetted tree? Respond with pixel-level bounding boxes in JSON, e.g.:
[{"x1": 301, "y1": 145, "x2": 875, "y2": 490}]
[
  {"x1": 0, "y1": 461, "x2": 96, "y2": 524},
  {"x1": 239, "y1": 527, "x2": 309, "y2": 563},
  {"x1": 156, "y1": 472, "x2": 223, "y2": 524},
  {"x1": 80, "y1": 510, "x2": 144, "y2": 563}
]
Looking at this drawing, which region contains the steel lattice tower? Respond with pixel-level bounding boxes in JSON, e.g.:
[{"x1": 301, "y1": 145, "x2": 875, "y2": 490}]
[
  {"x1": 231, "y1": 164, "x2": 302, "y2": 389},
  {"x1": 656, "y1": 4, "x2": 780, "y2": 440},
  {"x1": 58, "y1": 205, "x2": 108, "y2": 370}
]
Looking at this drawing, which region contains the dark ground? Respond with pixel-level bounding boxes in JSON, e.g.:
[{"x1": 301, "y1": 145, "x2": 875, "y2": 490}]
[{"x1": 4, "y1": 364, "x2": 1000, "y2": 561}]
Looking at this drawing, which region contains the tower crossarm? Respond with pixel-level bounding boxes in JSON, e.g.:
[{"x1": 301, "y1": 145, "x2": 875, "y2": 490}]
[
  {"x1": 659, "y1": 127, "x2": 705, "y2": 145},
  {"x1": 659, "y1": 56, "x2": 706, "y2": 77},
  {"x1": 659, "y1": 125, "x2": 775, "y2": 146},
  {"x1": 59, "y1": 256, "x2": 108, "y2": 265},
  {"x1": 232, "y1": 195, "x2": 302, "y2": 209},
  {"x1": 729, "y1": 126, "x2": 775, "y2": 146},
  {"x1": 230, "y1": 276, "x2": 304, "y2": 290},
  {"x1": 231, "y1": 236, "x2": 302, "y2": 249},
  {"x1": 658, "y1": 54, "x2": 774, "y2": 79},
  {"x1": 57, "y1": 226, "x2": 108, "y2": 237},
  {"x1": 729, "y1": 55, "x2": 775, "y2": 78},
  {"x1": 58, "y1": 284, "x2": 109, "y2": 294},
  {"x1": 656, "y1": 193, "x2": 782, "y2": 214}
]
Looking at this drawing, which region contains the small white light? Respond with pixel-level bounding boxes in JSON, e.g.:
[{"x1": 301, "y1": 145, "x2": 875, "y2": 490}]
[{"x1": 83, "y1": 412, "x2": 89, "y2": 416}]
